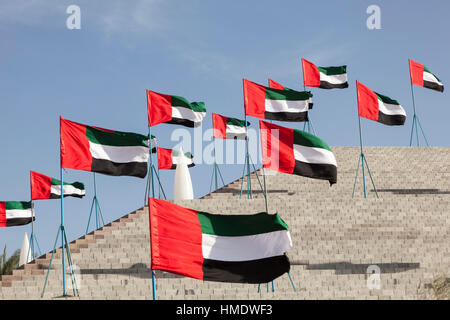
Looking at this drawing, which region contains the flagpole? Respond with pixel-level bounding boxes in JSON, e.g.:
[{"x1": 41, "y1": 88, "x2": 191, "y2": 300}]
[
  {"x1": 354, "y1": 81, "x2": 378, "y2": 198},
  {"x1": 60, "y1": 167, "x2": 67, "y2": 295}
]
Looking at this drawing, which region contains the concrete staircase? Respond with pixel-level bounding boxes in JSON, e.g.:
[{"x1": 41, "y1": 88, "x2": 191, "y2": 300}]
[{"x1": 1, "y1": 146, "x2": 449, "y2": 299}]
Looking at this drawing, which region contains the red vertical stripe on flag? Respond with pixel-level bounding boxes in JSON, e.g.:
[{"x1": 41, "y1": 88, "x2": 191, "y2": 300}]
[
  {"x1": 0, "y1": 202, "x2": 6, "y2": 227},
  {"x1": 60, "y1": 117, "x2": 93, "y2": 171},
  {"x1": 30, "y1": 171, "x2": 52, "y2": 200},
  {"x1": 212, "y1": 113, "x2": 228, "y2": 139},
  {"x1": 409, "y1": 59, "x2": 424, "y2": 87},
  {"x1": 157, "y1": 147, "x2": 174, "y2": 170},
  {"x1": 356, "y1": 81, "x2": 379, "y2": 122},
  {"x1": 268, "y1": 79, "x2": 285, "y2": 90},
  {"x1": 149, "y1": 198, "x2": 204, "y2": 280},
  {"x1": 243, "y1": 79, "x2": 266, "y2": 119},
  {"x1": 147, "y1": 90, "x2": 173, "y2": 127},
  {"x1": 302, "y1": 58, "x2": 321, "y2": 88},
  {"x1": 259, "y1": 120, "x2": 295, "y2": 174}
]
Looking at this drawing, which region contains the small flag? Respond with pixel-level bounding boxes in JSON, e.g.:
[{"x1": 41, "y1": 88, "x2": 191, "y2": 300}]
[
  {"x1": 268, "y1": 79, "x2": 313, "y2": 109},
  {"x1": 260, "y1": 120, "x2": 337, "y2": 185},
  {"x1": 302, "y1": 58, "x2": 349, "y2": 89},
  {"x1": 30, "y1": 171, "x2": 85, "y2": 200},
  {"x1": 212, "y1": 113, "x2": 249, "y2": 140},
  {"x1": 149, "y1": 198, "x2": 292, "y2": 283},
  {"x1": 356, "y1": 81, "x2": 406, "y2": 126},
  {"x1": 409, "y1": 59, "x2": 444, "y2": 92},
  {"x1": 147, "y1": 90, "x2": 206, "y2": 128},
  {"x1": 60, "y1": 117, "x2": 150, "y2": 178},
  {"x1": 244, "y1": 79, "x2": 311, "y2": 122},
  {"x1": 0, "y1": 202, "x2": 34, "y2": 227},
  {"x1": 157, "y1": 147, "x2": 195, "y2": 170}
]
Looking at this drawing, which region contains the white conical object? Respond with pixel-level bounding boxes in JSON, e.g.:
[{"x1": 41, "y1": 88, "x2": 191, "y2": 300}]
[
  {"x1": 174, "y1": 146, "x2": 194, "y2": 201},
  {"x1": 19, "y1": 232, "x2": 31, "y2": 266}
]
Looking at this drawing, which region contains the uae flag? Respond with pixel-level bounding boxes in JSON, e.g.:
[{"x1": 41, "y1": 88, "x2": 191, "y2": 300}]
[
  {"x1": 157, "y1": 147, "x2": 195, "y2": 170},
  {"x1": 0, "y1": 202, "x2": 34, "y2": 227},
  {"x1": 147, "y1": 90, "x2": 206, "y2": 128},
  {"x1": 356, "y1": 81, "x2": 406, "y2": 126},
  {"x1": 60, "y1": 117, "x2": 150, "y2": 178},
  {"x1": 30, "y1": 171, "x2": 85, "y2": 200},
  {"x1": 260, "y1": 120, "x2": 337, "y2": 185},
  {"x1": 409, "y1": 59, "x2": 444, "y2": 92},
  {"x1": 243, "y1": 79, "x2": 311, "y2": 122},
  {"x1": 301, "y1": 58, "x2": 348, "y2": 89},
  {"x1": 268, "y1": 79, "x2": 313, "y2": 109},
  {"x1": 149, "y1": 198, "x2": 292, "y2": 283},
  {"x1": 212, "y1": 113, "x2": 249, "y2": 140}
]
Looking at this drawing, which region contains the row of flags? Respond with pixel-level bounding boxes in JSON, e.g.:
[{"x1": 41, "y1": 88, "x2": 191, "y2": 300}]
[{"x1": 1, "y1": 56, "x2": 444, "y2": 287}]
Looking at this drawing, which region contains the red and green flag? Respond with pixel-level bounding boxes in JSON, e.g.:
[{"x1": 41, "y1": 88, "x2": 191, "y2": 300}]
[
  {"x1": 30, "y1": 171, "x2": 85, "y2": 200},
  {"x1": 268, "y1": 79, "x2": 313, "y2": 109},
  {"x1": 302, "y1": 58, "x2": 348, "y2": 89},
  {"x1": 260, "y1": 120, "x2": 337, "y2": 185},
  {"x1": 157, "y1": 147, "x2": 195, "y2": 170},
  {"x1": 244, "y1": 79, "x2": 311, "y2": 122},
  {"x1": 147, "y1": 90, "x2": 206, "y2": 128},
  {"x1": 356, "y1": 81, "x2": 406, "y2": 126},
  {"x1": 212, "y1": 113, "x2": 249, "y2": 140},
  {"x1": 0, "y1": 201, "x2": 34, "y2": 227},
  {"x1": 60, "y1": 117, "x2": 150, "y2": 178},
  {"x1": 149, "y1": 198, "x2": 292, "y2": 283},
  {"x1": 409, "y1": 59, "x2": 444, "y2": 92}
]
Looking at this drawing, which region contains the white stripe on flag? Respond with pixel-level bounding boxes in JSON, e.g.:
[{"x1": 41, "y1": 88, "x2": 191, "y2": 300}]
[
  {"x1": 226, "y1": 124, "x2": 247, "y2": 136},
  {"x1": 171, "y1": 106, "x2": 206, "y2": 123},
  {"x1": 6, "y1": 209, "x2": 33, "y2": 219},
  {"x1": 377, "y1": 99, "x2": 406, "y2": 116},
  {"x1": 50, "y1": 184, "x2": 85, "y2": 197},
  {"x1": 89, "y1": 142, "x2": 149, "y2": 163},
  {"x1": 201, "y1": 230, "x2": 292, "y2": 262},
  {"x1": 319, "y1": 72, "x2": 347, "y2": 85},
  {"x1": 423, "y1": 71, "x2": 443, "y2": 86},
  {"x1": 265, "y1": 99, "x2": 309, "y2": 113},
  {"x1": 293, "y1": 144, "x2": 337, "y2": 166}
]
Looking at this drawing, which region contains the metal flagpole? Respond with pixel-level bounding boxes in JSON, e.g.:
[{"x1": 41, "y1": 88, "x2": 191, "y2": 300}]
[
  {"x1": 353, "y1": 81, "x2": 378, "y2": 198},
  {"x1": 409, "y1": 83, "x2": 429, "y2": 146},
  {"x1": 86, "y1": 173, "x2": 105, "y2": 234}
]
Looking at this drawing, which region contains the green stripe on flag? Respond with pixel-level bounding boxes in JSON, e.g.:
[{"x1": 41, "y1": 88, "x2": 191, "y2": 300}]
[
  {"x1": 317, "y1": 65, "x2": 347, "y2": 76},
  {"x1": 375, "y1": 92, "x2": 400, "y2": 105},
  {"x1": 265, "y1": 87, "x2": 312, "y2": 101},
  {"x1": 293, "y1": 129, "x2": 332, "y2": 151},
  {"x1": 86, "y1": 126, "x2": 149, "y2": 147},
  {"x1": 50, "y1": 178, "x2": 84, "y2": 190},
  {"x1": 226, "y1": 118, "x2": 249, "y2": 127},
  {"x1": 171, "y1": 96, "x2": 206, "y2": 112},
  {"x1": 172, "y1": 150, "x2": 193, "y2": 158},
  {"x1": 5, "y1": 201, "x2": 32, "y2": 210},
  {"x1": 197, "y1": 212, "x2": 289, "y2": 237}
]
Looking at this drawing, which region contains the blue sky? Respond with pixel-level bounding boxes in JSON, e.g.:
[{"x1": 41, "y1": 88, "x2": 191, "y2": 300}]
[{"x1": 0, "y1": 0, "x2": 449, "y2": 257}]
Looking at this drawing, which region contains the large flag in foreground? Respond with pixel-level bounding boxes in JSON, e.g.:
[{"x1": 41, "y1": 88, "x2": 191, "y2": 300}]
[
  {"x1": 149, "y1": 198, "x2": 292, "y2": 283},
  {"x1": 356, "y1": 81, "x2": 406, "y2": 126},
  {"x1": 147, "y1": 90, "x2": 206, "y2": 128},
  {"x1": 268, "y1": 79, "x2": 313, "y2": 109},
  {"x1": 260, "y1": 120, "x2": 337, "y2": 185},
  {"x1": 244, "y1": 79, "x2": 311, "y2": 122},
  {"x1": 30, "y1": 171, "x2": 85, "y2": 200},
  {"x1": 0, "y1": 201, "x2": 34, "y2": 227},
  {"x1": 409, "y1": 59, "x2": 444, "y2": 92},
  {"x1": 157, "y1": 147, "x2": 195, "y2": 170},
  {"x1": 212, "y1": 113, "x2": 249, "y2": 140},
  {"x1": 60, "y1": 117, "x2": 149, "y2": 178},
  {"x1": 302, "y1": 58, "x2": 348, "y2": 89}
]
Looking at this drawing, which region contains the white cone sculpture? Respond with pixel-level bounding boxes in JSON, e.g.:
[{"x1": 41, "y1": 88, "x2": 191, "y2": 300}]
[
  {"x1": 19, "y1": 232, "x2": 31, "y2": 266},
  {"x1": 174, "y1": 146, "x2": 194, "y2": 201}
]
